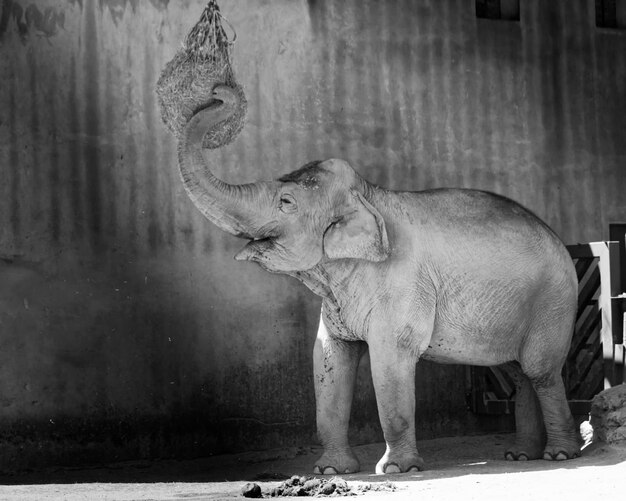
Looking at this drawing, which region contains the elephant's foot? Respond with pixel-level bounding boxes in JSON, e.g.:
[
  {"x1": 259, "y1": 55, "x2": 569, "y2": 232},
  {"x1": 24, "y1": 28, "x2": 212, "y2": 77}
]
[
  {"x1": 504, "y1": 439, "x2": 544, "y2": 461},
  {"x1": 313, "y1": 449, "x2": 360, "y2": 475},
  {"x1": 375, "y1": 450, "x2": 425, "y2": 474},
  {"x1": 542, "y1": 441, "x2": 581, "y2": 461}
]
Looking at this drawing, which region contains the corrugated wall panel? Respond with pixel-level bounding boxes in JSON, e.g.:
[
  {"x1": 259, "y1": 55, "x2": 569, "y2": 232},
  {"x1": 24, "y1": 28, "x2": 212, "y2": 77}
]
[{"x1": 0, "y1": 0, "x2": 625, "y2": 470}]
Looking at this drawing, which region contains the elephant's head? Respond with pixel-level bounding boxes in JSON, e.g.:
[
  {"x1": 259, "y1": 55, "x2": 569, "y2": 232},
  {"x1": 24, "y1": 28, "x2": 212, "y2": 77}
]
[{"x1": 179, "y1": 86, "x2": 390, "y2": 273}]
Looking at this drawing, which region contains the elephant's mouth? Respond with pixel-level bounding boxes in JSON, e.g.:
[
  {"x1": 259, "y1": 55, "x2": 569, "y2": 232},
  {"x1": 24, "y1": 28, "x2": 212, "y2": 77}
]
[{"x1": 234, "y1": 234, "x2": 278, "y2": 262}]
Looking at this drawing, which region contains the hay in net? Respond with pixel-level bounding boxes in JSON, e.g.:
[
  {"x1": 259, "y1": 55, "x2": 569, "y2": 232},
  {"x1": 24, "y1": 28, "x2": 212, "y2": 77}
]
[{"x1": 156, "y1": 0, "x2": 247, "y2": 149}]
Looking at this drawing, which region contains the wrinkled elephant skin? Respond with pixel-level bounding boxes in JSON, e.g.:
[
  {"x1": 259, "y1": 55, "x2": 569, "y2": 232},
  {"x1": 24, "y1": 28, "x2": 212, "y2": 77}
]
[{"x1": 177, "y1": 87, "x2": 581, "y2": 474}]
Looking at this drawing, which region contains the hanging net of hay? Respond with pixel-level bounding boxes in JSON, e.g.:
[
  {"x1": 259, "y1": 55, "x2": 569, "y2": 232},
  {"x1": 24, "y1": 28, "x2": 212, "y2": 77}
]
[{"x1": 156, "y1": 0, "x2": 247, "y2": 149}]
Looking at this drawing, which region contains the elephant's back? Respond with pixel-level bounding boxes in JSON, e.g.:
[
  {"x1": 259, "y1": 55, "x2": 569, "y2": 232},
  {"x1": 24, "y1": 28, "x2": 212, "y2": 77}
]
[
  {"x1": 378, "y1": 187, "x2": 575, "y2": 279},
  {"x1": 412, "y1": 187, "x2": 574, "y2": 282},
  {"x1": 409, "y1": 188, "x2": 556, "y2": 238}
]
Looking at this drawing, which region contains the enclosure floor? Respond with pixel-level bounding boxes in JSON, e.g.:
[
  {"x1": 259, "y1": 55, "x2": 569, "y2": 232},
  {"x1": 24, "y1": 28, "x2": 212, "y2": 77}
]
[{"x1": 0, "y1": 433, "x2": 624, "y2": 500}]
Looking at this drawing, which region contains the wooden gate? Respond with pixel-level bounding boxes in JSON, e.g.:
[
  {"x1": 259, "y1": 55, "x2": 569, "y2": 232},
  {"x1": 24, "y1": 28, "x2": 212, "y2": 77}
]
[{"x1": 468, "y1": 242, "x2": 625, "y2": 416}]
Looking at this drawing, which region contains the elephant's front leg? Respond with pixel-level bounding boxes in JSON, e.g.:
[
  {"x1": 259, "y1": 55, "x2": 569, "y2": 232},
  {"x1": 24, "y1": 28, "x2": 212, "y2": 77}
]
[
  {"x1": 368, "y1": 332, "x2": 424, "y2": 474},
  {"x1": 313, "y1": 312, "x2": 365, "y2": 475}
]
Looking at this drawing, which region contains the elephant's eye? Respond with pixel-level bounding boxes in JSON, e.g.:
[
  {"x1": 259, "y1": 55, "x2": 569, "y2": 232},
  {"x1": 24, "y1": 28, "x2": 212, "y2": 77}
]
[{"x1": 279, "y1": 194, "x2": 298, "y2": 214}]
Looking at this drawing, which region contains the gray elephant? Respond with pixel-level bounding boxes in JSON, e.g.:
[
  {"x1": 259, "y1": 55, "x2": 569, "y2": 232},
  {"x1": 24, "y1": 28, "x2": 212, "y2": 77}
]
[{"x1": 179, "y1": 86, "x2": 581, "y2": 474}]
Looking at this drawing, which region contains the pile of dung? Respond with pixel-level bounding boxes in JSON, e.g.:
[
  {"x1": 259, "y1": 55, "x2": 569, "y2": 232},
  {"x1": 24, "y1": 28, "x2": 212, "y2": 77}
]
[
  {"x1": 242, "y1": 475, "x2": 397, "y2": 498},
  {"x1": 156, "y1": 0, "x2": 247, "y2": 149},
  {"x1": 268, "y1": 476, "x2": 352, "y2": 497}
]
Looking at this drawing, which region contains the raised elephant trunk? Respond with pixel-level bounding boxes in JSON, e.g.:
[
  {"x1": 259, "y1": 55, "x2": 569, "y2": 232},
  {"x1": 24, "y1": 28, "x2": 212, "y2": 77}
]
[{"x1": 177, "y1": 86, "x2": 265, "y2": 238}]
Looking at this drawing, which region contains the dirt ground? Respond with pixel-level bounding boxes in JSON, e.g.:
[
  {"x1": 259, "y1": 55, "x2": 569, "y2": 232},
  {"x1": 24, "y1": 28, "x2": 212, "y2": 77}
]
[{"x1": 0, "y1": 433, "x2": 624, "y2": 500}]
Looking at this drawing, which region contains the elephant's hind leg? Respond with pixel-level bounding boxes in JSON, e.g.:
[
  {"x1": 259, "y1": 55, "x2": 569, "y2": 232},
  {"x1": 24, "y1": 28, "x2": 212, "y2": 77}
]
[
  {"x1": 516, "y1": 278, "x2": 581, "y2": 461},
  {"x1": 530, "y1": 374, "x2": 581, "y2": 460},
  {"x1": 518, "y1": 339, "x2": 581, "y2": 460},
  {"x1": 500, "y1": 362, "x2": 546, "y2": 460}
]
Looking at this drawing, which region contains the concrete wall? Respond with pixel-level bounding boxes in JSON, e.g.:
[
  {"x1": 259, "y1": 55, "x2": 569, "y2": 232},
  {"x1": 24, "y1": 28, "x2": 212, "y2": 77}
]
[{"x1": 0, "y1": 0, "x2": 625, "y2": 470}]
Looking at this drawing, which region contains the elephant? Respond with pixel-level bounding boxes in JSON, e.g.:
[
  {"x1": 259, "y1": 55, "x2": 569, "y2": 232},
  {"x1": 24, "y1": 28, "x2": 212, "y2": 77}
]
[{"x1": 178, "y1": 85, "x2": 581, "y2": 474}]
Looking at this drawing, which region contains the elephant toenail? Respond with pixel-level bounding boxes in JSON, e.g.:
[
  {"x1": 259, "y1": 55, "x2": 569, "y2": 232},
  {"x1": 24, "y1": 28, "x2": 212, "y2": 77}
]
[
  {"x1": 384, "y1": 462, "x2": 402, "y2": 474},
  {"x1": 555, "y1": 452, "x2": 568, "y2": 461},
  {"x1": 313, "y1": 466, "x2": 322, "y2": 474},
  {"x1": 543, "y1": 452, "x2": 553, "y2": 460},
  {"x1": 322, "y1": 466, "x2": 338, "y2": 475},
  {"x1": 408, "y1": 465, "x2": 422, "y2": 472},
  {"x1": 518, "y1": 453, "x2": 528, "y2": 461}
]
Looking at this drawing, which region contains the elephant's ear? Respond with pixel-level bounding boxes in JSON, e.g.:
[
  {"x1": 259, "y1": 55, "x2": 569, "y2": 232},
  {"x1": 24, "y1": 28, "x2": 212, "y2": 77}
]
[{"x1": 323, "y1": 191, "x2": 390, "y2": 262}]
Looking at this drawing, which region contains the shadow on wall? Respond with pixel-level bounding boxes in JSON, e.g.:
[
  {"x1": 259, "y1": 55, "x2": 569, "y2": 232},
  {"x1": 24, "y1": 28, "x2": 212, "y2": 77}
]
[{"x1": 0, "y1": 253, "x2": 322, "y2": 471}]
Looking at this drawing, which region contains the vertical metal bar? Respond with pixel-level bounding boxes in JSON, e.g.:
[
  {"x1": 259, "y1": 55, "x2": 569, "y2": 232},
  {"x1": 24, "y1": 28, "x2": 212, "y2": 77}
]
[
  {"x1": 588, "y1": 241, "x2": 623, "y2": 387},
  {"x1": 607, "y1": 240, "x2": 624, "y2": 350}
]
